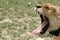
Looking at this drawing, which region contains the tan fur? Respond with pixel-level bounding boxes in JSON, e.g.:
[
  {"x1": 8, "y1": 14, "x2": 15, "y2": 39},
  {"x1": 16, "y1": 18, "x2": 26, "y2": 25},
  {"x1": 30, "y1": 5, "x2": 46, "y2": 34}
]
[
  {"x1": 36, "y1": 4, "x2": 60, "y2": 40},
  {"x1": 36, "y1": 4, "x2": 60, "y2": 30}
]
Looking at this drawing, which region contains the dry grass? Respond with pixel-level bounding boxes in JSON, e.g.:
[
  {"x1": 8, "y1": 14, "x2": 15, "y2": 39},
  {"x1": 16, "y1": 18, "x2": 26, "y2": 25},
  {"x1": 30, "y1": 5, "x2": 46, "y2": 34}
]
[{"x1": 0, "y1": 0, "x2": 60, "y2": 40}]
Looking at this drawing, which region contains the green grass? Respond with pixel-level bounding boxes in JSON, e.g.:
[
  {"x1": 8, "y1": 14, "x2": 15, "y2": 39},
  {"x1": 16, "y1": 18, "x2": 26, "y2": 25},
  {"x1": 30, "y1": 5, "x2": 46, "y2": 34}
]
[{"x1": 0, "y1": 0, "x2": 60, "y2": 40}]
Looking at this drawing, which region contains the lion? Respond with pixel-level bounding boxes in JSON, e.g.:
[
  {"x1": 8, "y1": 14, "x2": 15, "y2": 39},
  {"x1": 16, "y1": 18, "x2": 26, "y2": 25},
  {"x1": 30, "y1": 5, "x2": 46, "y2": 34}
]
[{"x1": 32, "y1": 4, "x2": 60, "y2": 40}]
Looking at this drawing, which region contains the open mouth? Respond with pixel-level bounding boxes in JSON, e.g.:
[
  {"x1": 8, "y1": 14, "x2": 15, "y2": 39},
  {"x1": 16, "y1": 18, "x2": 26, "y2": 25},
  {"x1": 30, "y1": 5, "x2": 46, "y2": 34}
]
[
  {"x1": 32, "y1": 7, "x2": 50, "y2": 35},
  {"x1": 32, "y1": 14, "x2": 50, "y2": 35},
  {"x1": 39, "y1": 14, "x2": 49, "y2": 34}
]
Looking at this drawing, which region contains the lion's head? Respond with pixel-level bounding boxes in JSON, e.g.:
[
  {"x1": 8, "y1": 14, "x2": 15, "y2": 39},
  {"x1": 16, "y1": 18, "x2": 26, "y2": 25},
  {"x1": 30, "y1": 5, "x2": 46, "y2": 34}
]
[
  {"x1": 32, "y1": 4, "x2": 60, "y2": 36},
  {"x1": 35, "y1": 4, "x2": 57, "y2": 17}
]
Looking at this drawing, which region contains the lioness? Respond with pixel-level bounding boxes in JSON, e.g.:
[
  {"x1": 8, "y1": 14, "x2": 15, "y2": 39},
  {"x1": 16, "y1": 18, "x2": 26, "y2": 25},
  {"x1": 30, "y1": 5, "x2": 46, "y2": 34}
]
[{"x1": 32, "y1": 4, "x2": 60, "y2": 40}]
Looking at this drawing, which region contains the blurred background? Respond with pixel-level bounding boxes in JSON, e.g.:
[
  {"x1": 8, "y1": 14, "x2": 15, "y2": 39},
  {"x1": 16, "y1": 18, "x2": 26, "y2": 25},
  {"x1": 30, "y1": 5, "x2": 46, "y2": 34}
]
[{"x1": 0, "y1": 0, "x2": 60, "y2": 40}]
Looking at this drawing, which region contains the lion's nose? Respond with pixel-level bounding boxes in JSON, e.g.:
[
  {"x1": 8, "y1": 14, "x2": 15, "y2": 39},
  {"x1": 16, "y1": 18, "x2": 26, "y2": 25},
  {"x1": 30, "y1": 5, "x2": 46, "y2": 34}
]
[
  {"x1": 35, "y1": 4, "x2": 41, "y2": 8},
  {"x1": 36, "y1": 6, "x2": 41, "y2": 8}
]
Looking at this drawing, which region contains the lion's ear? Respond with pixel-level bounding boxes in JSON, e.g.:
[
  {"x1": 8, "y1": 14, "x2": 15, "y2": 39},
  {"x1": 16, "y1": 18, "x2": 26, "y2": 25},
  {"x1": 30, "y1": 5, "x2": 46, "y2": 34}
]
[{"x1": 44, "y1": 6, "x2": 49, "y2": 10}]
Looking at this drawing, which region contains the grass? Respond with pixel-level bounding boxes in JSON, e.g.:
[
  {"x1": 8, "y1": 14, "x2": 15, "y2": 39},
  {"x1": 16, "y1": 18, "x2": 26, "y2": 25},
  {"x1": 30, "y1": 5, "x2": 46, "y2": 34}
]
[{"x1": 0, "y1": 0, "x2": 60, "y2": 40}]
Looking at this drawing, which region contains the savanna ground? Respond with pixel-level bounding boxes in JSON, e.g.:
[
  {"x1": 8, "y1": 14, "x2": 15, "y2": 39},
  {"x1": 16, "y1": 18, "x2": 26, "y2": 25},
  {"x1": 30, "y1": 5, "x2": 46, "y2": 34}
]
[{"x1": 0, "y1": 0, "x2": 60, "y2": 40}]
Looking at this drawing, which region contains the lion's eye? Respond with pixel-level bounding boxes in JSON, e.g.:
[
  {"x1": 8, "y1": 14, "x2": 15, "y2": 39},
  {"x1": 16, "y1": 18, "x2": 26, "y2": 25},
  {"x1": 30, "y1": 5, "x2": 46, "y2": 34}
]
[
  {"x1": 37, "y1": 6, "x2": 41, "y2": 8},
  {"x1": 45, "y1": 7, "x2": 49, "y2": 9}
]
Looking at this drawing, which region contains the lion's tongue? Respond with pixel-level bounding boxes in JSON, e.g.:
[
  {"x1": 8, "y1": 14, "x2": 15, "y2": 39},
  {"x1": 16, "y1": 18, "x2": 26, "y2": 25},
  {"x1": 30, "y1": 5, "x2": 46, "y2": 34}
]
[
  {"x1": 32, "y1": 22, "x2": 47, "y2": 35},
  {"x1": 32, "y1": 26, "x2": 43, "y2": 35},
  {"x1": 36, "y1": 22, "x2": 47, "y2": 32},
  {"x1": 32, "y1": 27, "x2": 42, "y2": 35}
]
